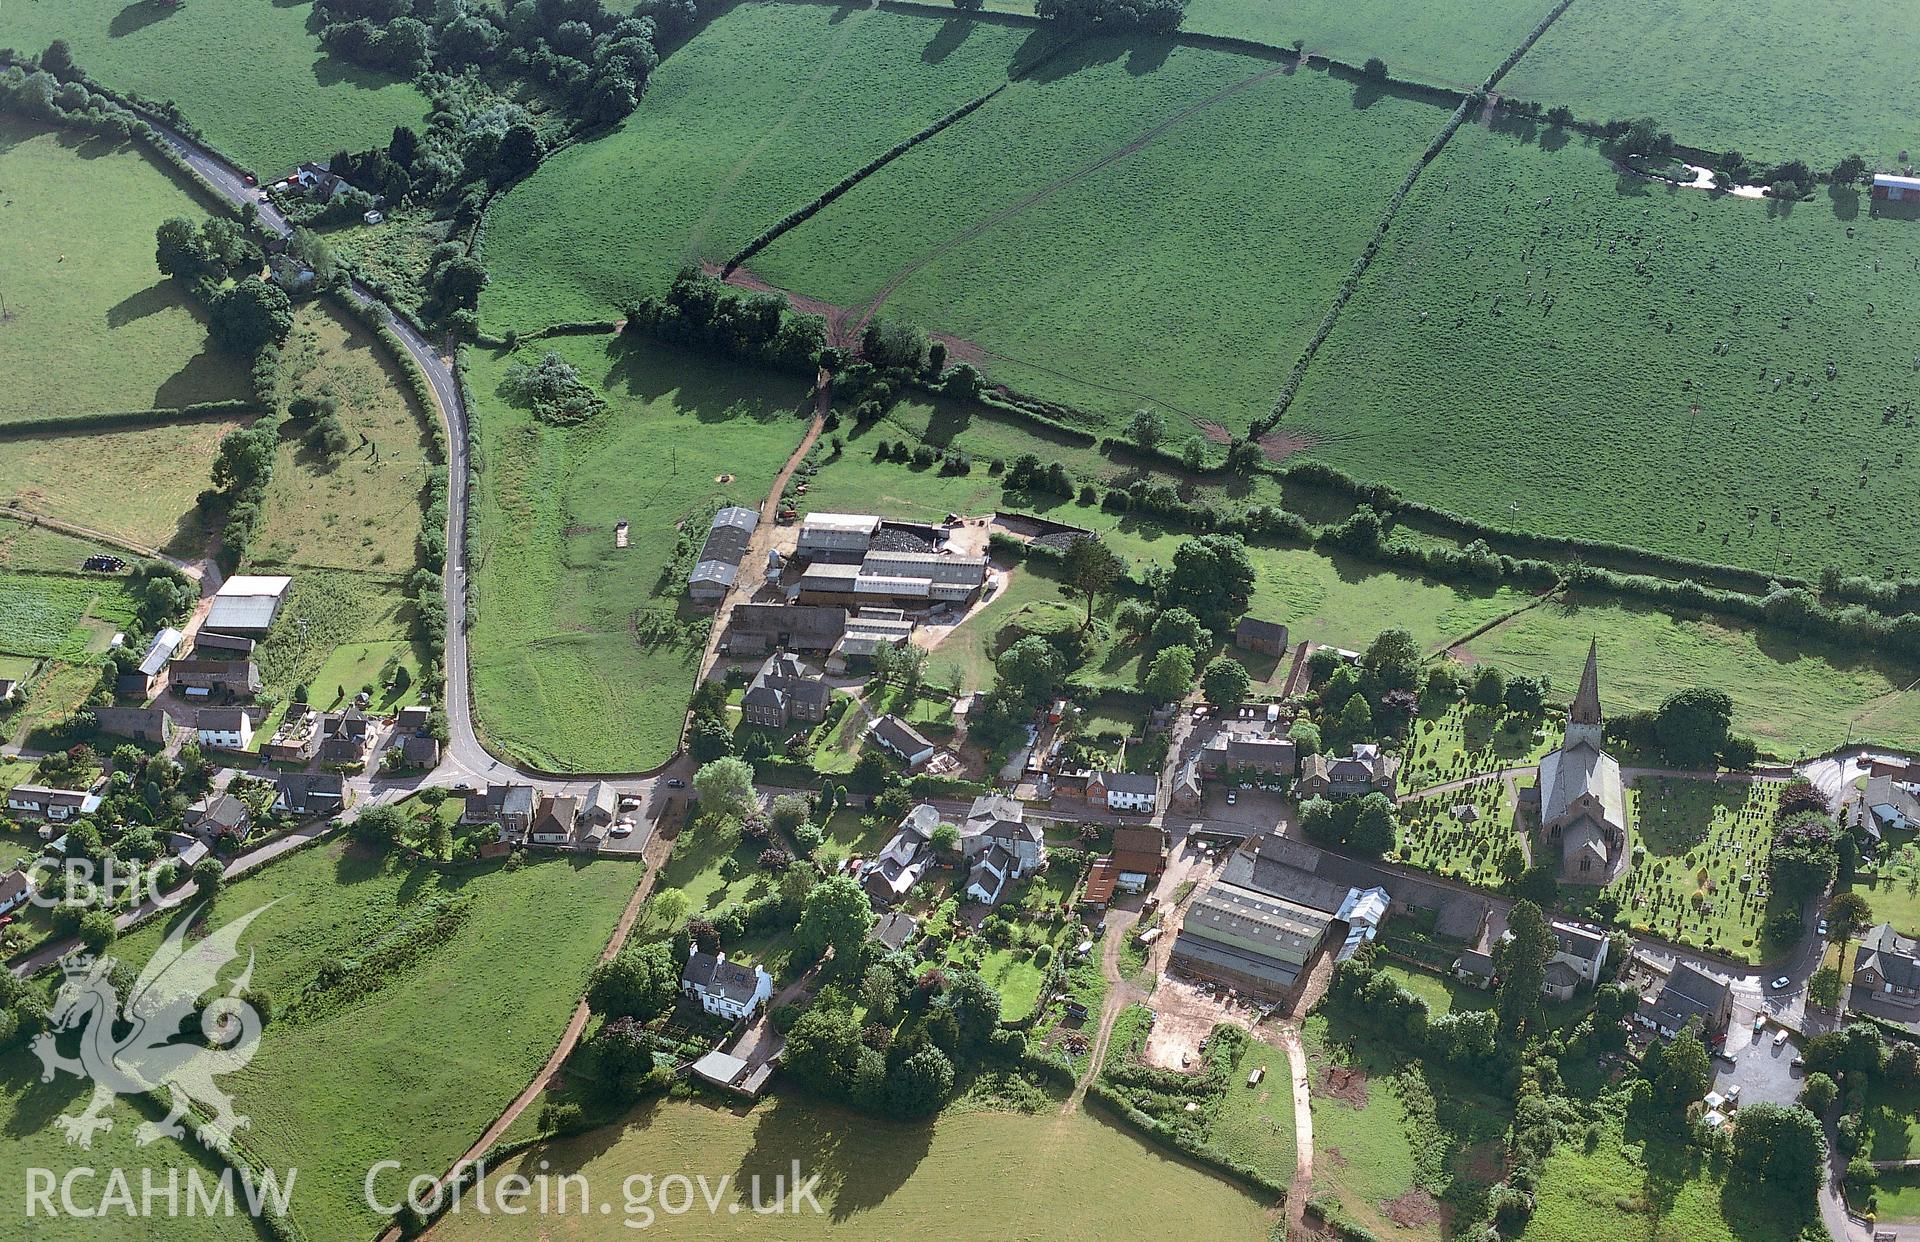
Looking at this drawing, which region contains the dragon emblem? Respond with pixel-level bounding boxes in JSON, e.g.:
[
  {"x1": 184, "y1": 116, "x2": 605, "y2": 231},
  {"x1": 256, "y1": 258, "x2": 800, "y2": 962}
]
[{"x1": 31, "y1": 902, "x2": 274, "y2": 1152}]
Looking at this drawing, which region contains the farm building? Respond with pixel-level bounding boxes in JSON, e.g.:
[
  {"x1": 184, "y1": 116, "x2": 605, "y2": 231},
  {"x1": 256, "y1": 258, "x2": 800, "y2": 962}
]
[
  {"x1": 1234, "y1": 617, "x2": 1289, "y2": 657},
  {"x1": 1081, "y1": 856, "x2": 1120, "y2": 909},
  {"x1": 90, "y1": 705, "x2": 176, "y2": 745},
  {"x1": 205, "y1": 575, "x2": 293, "y2": 636},
  {"x1": 832, "y1": 608, "x2": 915, "y2": 665},
  {"x1": 723, "y1": 604, "x2": 847, "y2": 655},
  {"x1": 190, "y1": 631, "x2": 255, "y2": 658},
  {"x1": 169, "y1": 659, "x2": 262, "y2": 698},
  {"x1": 1872, "y1": 173, "x2": 1920, "y2": 200},
  {"x1": 135, "y1": 627, "x2": 183, "y2": 684},
  {"x1": 795, "y1": 551, "x2": 987, "y2": 609},
  {"x1": 688, "y1": 506, "x2": 760, "y2": 604},
  {"x1": 1110, "y1": 826, "x2": 1167, "y2": 893},
  {"x1": 1170, "y1": 876, "x2": 1340, "y2": 1005},
  {"x1": 1525, "y1": 642, "x2": 1630, "y2": 884},
  {"x1": 796, "y1": 512, "x2": 881, "y2": 562}
]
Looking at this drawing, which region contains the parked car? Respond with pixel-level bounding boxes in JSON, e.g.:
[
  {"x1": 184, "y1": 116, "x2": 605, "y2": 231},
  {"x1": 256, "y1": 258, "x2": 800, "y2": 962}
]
[
  {"x1": 242, "y1": 173, "x2": 256, "y2": 186},
  {"x1": 665, "y1": 778, "x2": 686, "y2": 788},
  {"x1": 256, "y1": 192, "x2": 270, "y2": 204},
  {"x1": 1224, "y1": 791, "x2": 1237, "y2": 805},
  {"x1": 1773, "y1": 1028, "x2": 1790, "y2": 1047},
  {"x1": 1769, "y1": 976, "x2": 1791, "y2": 991},
  {"x1": 1817, "y1": 919, "x2": 1829, "y2": 937}
]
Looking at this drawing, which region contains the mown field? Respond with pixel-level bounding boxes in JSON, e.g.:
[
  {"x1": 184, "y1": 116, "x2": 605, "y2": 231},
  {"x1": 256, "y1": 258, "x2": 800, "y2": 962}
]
[
  {"x1": 0, "y1": 416, "x2": 249, "y2": 552},
  {"x1": 436, "y1": 1095, "x2": 1273, "y2": 1240},
  {"x1": 479, "y1": 2, "x2": 1042, "y2": 332},
  {"x1": 466, "y1": 333, "x2": 808, "y2": 772},
  {"x1": 251, "y1": 303, "x2": 435, "y2": 574},
  {"x1": 1502, "y1": 0, "x2": 1920, "y2": 166},
  {"x1": 1284, "y1": 124, "x2": 1920, "y2": 578},
  {"x1": 0, "y1": 118, "x2": 248, "y2": 424},
  {"x1": 1453, "y1": 591, "x2": 1920, "y2": 755},
  {"x1": 751, "y1": 47, "x2": 1451, "y2": 432},
  {"x1": 4, "y1": 0, "x2": 430, "y2": 176},
  {"x1": 0, "y1": 841, "x2": 645, "y2": 1241}
]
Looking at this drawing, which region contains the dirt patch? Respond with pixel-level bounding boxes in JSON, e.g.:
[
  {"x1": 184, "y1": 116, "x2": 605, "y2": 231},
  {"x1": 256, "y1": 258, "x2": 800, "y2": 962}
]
[
  {"x1": 711, "y1": 262, "x2": 992, "y2": 365},
  {"x1": 1453, "y1": 1140, "x2": 1507, "y2": 1185},
  {"x1": 1381, "y1": 1188, "x2": 1444, "y2": 1229},
  {"x1": 1321, "y1": 1146, "x2": 1348, "y2": 1168},
  {"x1": 1317, "y1": 1064, "x2": 1369, "y2": 1108},
  {"x1": 1256, "y1": 428, "x2": 1323, "y2": 462},
  {"x1": 562, "y1": 523, "x2": 597, "y2": 537},
  {"x1": 1198, "y1": 420, "x2": 1235, "y2": 444}
]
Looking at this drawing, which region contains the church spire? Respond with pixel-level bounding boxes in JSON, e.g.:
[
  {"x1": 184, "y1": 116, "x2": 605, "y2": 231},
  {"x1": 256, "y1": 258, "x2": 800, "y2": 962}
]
[{"x1": 1569, "y1": 639, "x2": 1602, "y2": 725}]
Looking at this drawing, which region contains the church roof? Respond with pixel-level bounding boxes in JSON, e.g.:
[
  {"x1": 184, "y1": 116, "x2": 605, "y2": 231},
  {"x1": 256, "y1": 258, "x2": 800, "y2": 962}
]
[
  {"x1": 1539, "y1": 741, "x2": 1627, "y2": 836},
  {"x1": 1569, "y1": 639, "x2": 1603, "y2": 726}
]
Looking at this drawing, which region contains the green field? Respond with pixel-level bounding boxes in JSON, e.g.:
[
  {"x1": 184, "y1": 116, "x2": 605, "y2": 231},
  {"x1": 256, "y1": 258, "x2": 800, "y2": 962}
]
[
  {"x1": 2, "y1": 840, "x2": 644, "y2": 1240},
  {"x1": 251, "y1": 302, "x2": 435, "y2": 574},
  {"x1": 436, "y1": 1095, "x2": 1273, "y2": 1240},
  {"x1": 466, "y1": 334, "x2": 808, "y2": 772},
  {"x1": 4, "y1": 0, "x2": 430, "y2": 176},
  {"x1": 1211, "y1": 1036, "x2": 1299, "y2": 1185},
  {"x1": 0, "y1": 570, "x2": 136, "y2": 660},
  {"x1": 252, "y1": 568, "x2": 421, "y2": 712},
  {"x1": 0, "y1": 414, "x2": 246, "y2": 552},
  {"x1": 1522, "y1": 1107, "x2": 1809, "y2": 1242},
  {"x1": 479, "y1": 2, "x2": 1041, "y2": 332},
  {"x1": 752, "y1": 47, "x2": 1451, "y2": 431},
  {"x1": 1303, "y1": 1009, "x2": 1511, "y2": 1241},
  {"x1": 1502, "y1": 0, "x2": 1920, "y2": 165},
  {"x1": 1285, "y1": 124, "x2": 1920, "y2": 578},
  {"x1": 0, "y1": 119, "x2": 249, "y2": 424},
  {"x1": 1376, "y1": 962, "x2": 1496, "y2": 1017},
  {"x1": 1454, "y1": 592, "x2": 1920, "y2": 756}
]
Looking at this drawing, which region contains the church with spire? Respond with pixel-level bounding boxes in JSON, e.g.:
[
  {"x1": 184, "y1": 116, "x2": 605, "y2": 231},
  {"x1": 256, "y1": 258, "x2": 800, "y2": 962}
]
[{"x1": 1526, "y1": 641, "x2": 1631, "y2": 884}]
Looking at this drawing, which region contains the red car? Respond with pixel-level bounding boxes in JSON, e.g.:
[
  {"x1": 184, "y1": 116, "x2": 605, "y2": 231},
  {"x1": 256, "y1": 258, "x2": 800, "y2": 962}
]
[{"x1": 242, "y1": 173, "x2": 256, "y2": 186}]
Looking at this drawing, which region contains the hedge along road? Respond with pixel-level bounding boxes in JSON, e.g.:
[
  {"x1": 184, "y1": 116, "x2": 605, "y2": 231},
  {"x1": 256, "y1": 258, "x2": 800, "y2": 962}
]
[{"x1": 148, "y1": 122, "x2": 690, "y2": 802}]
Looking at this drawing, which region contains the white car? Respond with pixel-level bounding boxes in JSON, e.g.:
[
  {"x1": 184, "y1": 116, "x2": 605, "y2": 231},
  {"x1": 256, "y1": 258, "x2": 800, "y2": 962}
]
[
  {"x1": 1773, "y1": 1028, "x2": 1790, "y2": 1048},
  {"x1": 610, "y1": 820, "x2": 635, "y2": 838},
  {"x1": 1769, "y1": 976, "x2": 1792, "y2": 991}
]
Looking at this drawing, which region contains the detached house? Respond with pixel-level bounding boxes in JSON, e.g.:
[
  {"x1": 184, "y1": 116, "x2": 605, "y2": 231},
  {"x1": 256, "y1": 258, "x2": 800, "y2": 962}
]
[
  {"x1": 681, "y1": 951, "x2": 774, "y2": 1020},
  {"x1": 319, "y1": 709, "x2": 374, "y2": 766},
  {"x1": 861, "y1": 803, "x2": 939, "y2": 908},
  {"x1": 1854, "y1": 923, "x2": 1920, "y2": 1010},
  {"x1": 0, "y1": 868, "x2": 38, "y2": 916},
  {"x1": 529, "y1": 794, "x2": 580, "y2": 845},
  {"x1": 463, "y1": 784, "x2": 537, "y2": 838},
  {"x1": 1543, "y1": 920, "x2": 1609, "y2": 1001},
  {"x1": 868, "y1": 714, "x2": 935, "y2": 770},
  {"x1": 1641, "y1": 961, "x2": 1733, "y2": 1039},
  {"x1": 1090, "y1": 771, "x2": 1159, "y2": 814},
  {"x1": 1109, "y1": 826, "x2": 1167, "y2": 894},
  {"x1": 8, "y1": 785, "x2": 103, "y2": 822},
  {"x1": 265, "y1": 770, "x2": 345, "y2": 818},
  {"x1": 960, "y1": 794, "x2": 1046, "y2": 906},
  {"x1": 1296, "y1": 744, "x2": 1400, "y2": 800},
  {"x1": 741, "y1": 653, "x2": 832, "y2": 728},
  {"x1": 188, "y1": 793, "x2": 252, "y2": 843},
  {"x1": 196, "y1": 708, "x2": 253, "y2": 752}
]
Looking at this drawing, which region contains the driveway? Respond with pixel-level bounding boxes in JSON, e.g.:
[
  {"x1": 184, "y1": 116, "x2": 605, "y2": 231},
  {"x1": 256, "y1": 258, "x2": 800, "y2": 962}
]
[{"x1": 1714, "y1": 1015, "x2": 1803, "y2": 1109}]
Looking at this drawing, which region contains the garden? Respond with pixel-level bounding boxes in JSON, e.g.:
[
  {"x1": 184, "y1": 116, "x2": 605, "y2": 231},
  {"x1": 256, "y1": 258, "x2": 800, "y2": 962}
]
[
  {"x1": 0, "y1": 117, "x2": 250, "y2": 425},
  {"x1": 252, "y1": 568, "x2": 423, "y2": 714},
  {"x1": 1853, "y1": 828, "x2": 1920, "y2": 938},
  {"x1": 0, "y1": 569, "x2": 136, "y2": 662},
  {"x1": 465, "y1": 332, "x2": 809, "y2": 772},
  {"x1": 5, "y1": 0, "x2": 431, "y2": 176},
  {"x1": 751, "y1": 42, "x2": 1453, "y2": 431},
  {"x1": 478, "y1": 2, "x2": 1042, "y2": 333},
  {"x1": 1285, "y1": 121, "x2": 1920, "y2": 579}
]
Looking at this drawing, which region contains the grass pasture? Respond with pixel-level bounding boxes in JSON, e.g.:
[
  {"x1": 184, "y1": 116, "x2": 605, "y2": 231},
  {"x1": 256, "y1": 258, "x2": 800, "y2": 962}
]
[
  {"x1": 1501, "y1": 0, "x2": 1920, "y2": 166},
  {"x1": 1285, "y1": 123, "x2": 1920, "y2": 579},
  {"x1": 437, "y1": 1095, "x2": 1273, "y2": 1241},
  {"x1": 479, "y1": 2, "x2": 1042, "y2": 332},
  {"x1": 4, "y1": 0, "x2": 431, "y2": 176},
  {"x1": 251, "y1": 302, "x2": 436, "y2": 574},
  {"x1": 751, "y1": 46, "x2": 1452, "y2": 431},
  {"x1": 466, "y1": 334, "x2": 808, "y2": 772},
  {"x1": 252, "y1": 568, "x2": 422, "y2": 711},
  {"x1": 0, "y1": 118, "x2": 249, "y2": 424}
]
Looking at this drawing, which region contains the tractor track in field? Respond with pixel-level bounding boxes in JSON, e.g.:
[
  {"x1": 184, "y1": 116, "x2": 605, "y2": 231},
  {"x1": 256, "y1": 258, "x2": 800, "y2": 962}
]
[{"x1": 832, "y1": 59, "x2": 1295, "y2": 345}]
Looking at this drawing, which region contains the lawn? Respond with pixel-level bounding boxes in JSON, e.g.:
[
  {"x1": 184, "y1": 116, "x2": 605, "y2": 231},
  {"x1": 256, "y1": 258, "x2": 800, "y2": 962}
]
[
  {"x1": 1397, "y1": 775, "x2": 1530, "y2": 887},
  {"x1": 1453, "y1": 592, "x2": 1920, "y2": 756},
  {"x1": 465, "y1": 333, "x2": 809, "y2": 772},
  {"x1": 1559, "y1": 777, "x2": 1786, "y2": 962},
  {"x1": 0, "y1": 524, "x2": 136, "y2": 574},
  {"x1": 435, "y1": 1094, "x2": 1272, "y2": 1240},
  {"x1": 1853, "y1": 832, "x2": 1920, "y2": 937},
  {"x1": 1377, "y1": 961, "x2": 1495, "y2": 1016},
  {"x1": 478, "y1": 2, "x2": 1042, "y2": 332},
  {"x1": 251, "y1": 568, "x2": 422, "y2": 710},
  {"x1": 0, "y1": 570, "x2": 137, "y2": 661},
  {"x1": 250, "y1": 302, "x2": 437, "y2": 574},
  {"x1": 0, "y1": 118, "x2": 249, "y2": 425},
  {"x1": 4, "y1": 0, "x2": 431, "y2": 176},
  {"x1": 1862, "y1": 1075, "x2": 1920, "y2": 1163},
  {"x1": 1522, "y1": 1107, "x2": 1811, "y2": 1242},
  {"x1": 751, "y1": 46, "x2": 1453, "y2": 431},
  {"x1": 1303, "y1": 1008, "x2": 1512, "y2": 1241},
  {"x1": 1211, "y1": 1035, "x2": 1299, "y2": 1186},
  {"x1": 13, "y1": 840, "x2": 645, "y2": 1241},
  {"x1": 1500, "y1": 0, "x2": 1920, "y2": 166},
  {"x1": 1284, "y1": 123, "x2": 1920, "y2": 579}
]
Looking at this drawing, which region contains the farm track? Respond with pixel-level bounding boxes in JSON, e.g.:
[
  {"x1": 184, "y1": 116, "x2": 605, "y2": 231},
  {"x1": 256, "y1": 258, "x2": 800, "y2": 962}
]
[{"x1": 831, "y1": 59, "x2": 1295, "y2": 344}]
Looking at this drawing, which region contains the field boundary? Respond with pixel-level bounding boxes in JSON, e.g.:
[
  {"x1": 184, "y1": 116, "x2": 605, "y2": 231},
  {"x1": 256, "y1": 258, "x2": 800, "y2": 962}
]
[{"x1": 0, "y1": 401, "x2": 262, "y2": 441}]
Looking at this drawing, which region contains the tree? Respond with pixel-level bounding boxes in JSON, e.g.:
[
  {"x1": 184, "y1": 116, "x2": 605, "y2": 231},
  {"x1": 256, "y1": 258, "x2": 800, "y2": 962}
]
[
  {"x1": 41, "y1": 39, "x2": 78, "y2": 79},
  {"x1": 649, "y1": 889, "x2": 690, "y2": 932},
  {"x1": 1653, "y1": 687, "x2": 1734, "y2": 767},
  {"x1": 951, "y1": 0, "x2": 985, "y2": 11},
  {"x1": 1808, "y1": 965, "x2": 1843, "y2": 1010},
  {"x1": 350, "y1": 803, "x2": 405, "y2": 848},
  {"x1": 1201, "y1": 656, "x2": 1252, "y2": 707},
  {"x1": 1288, "y1": 719, "x2": 1321, "y2": 757},
  {"x1": 1728, "y1": 1103, "x2": 1826, "y2": 1201},
  {"x1": 1142, "y1": 645, "x2": 1196, "y2": 703},
  {"x1": 79, "y1": 910, "x2": 118, "y2": 954},
  {"x1": 1061, "y1": 536, "x2": 1123, "y2": 630},
  {"x1": 884, "y1": 1044, "x2": 954, "y2": 1117},
  {"x1": 1347, "y1": 792, "x2": 1396, "y2": 857},
  {"x1": 1650, "y1": 1026, "x2": 1711, "y2": 1111},
  {"x1": 586, "y1": 941, "x2": 678, "y2": 1021},
  {"x1": 1149, "y1": 607, "x2": 1209, "y2": 654},
  {"x1": 1164, "y1": 535, "x2": 1255, "y2": 628},
  {"x1": 155, "y1": 217, "x2": 208, "y2": 279},
  {"x1": 995, "y1": 635, "x2": 1064, "y2": 707},
  {"x1": 930, "y1": 821, "x2": 959, "y2": 853},
  {"x1": 209, "y1": 278, "x2": 293, "y2": 355},
  {"x1": 494, "y1": 122, "x2": 545, "y2": 183},
  {"x1": 692, "y1": 756, "x2": 756, "y2": 821},
  {"x1": 1827, "y1": 891, "x2": 1872, "y2": 937},
  {"x1": 1125, "y1": 406, "x2": 1168, "y2": 453},
  {"x1": 687, "y1": 714, "x2": 732, "y2": 762},
  {"x1": 784, "y1": 1004, "x2": 863, "y2": 1090},
  {"x1": 1334, "y1": 691, "x2": 1373, "y2": 742},
  {"x1": 1360, "y1": 628, "x2": 1422, "y2": 694},
  {"x1": 935, "y1": 969, "x2": 1002, "y2": 1047},
  {"x1": 1495, "y1": 899, "x2": 1554, "y2": 1035},
  {"x1": 770, "y1": 792, "x2": 811, "y2": 835},
  {"x1": 1362, "y1": 56, "x2": 1387, "y2": 79},
  {"x1": 794, "y1": 875, "x2": 874, "y2": 962},
  {"x1": 1831, "y1": 153, "x2": 1868, "y2": 187},
  {"x1": 1467, "y1": 664, "x2": 1507, "y2": 709},
  {"x1": 191, "y1": 856, "x2": 225, "y2": 896},
  {"x1": 1799, "y1": 1071, "x2": 1838, "y2": 1115}
]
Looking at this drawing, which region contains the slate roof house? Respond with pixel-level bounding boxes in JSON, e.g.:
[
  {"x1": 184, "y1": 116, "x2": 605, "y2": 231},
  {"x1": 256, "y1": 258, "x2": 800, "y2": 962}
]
[
  {"x1": 741, "y1": 653, "x2": 832, "y2": 728},
  {"x1": 195, "y1": 708, "x2": 253, "y2": 752},
  {"x1": 681, "y1": 951, "x2": 774, "y2": 1020},
  {"x1": 1863, "y1": 775, "x2": 1920, "y2": 837},
  {"x1": 0, "y1": 869, "x2": 37, "y2": 917},
  {"x1": 318, "y1": 708, "x2": 374, "y2": 765},
  {"x1": 1201, "y1": 731, "x2": 1298, "y2": 777},
  {"x1": 463, "y1": 784, "x2": 537, "y2": 837},
  {"x1": 960, "y1": 794, "x2": 1046, "y2": 906},
  {"x1": 1526, "y1": 643, "x2": 1630, "y2": 884},
  {"x1": 530, "y1": 795, "x2": 581, "y2": 845},
  {"x1": 265, "y1": 770, "x2": 346, "y2": 817},
  {"x1": 1090, "y1": 771, "x2": 1159, "y2": 814},
  {"x1": 1854, "y1": 922, "x2": 1920, "y2": 1009},
  {"x1": 1296, "y1": 744, "x2": 1400, "y2": 799},
  {"x1": 1641, "y1": 961, "x2": 1733, "y2": 1038},
  {"x1": 188, "y1": 793, "x2": 252, "y2": 843},
  {"x1": 868, "y1": 714, "x2": 935, "y2": 770},
  {"x1": 1543, "y1": 920, "x2": 1610, "y2": 1001},
  {"x1": 869, "y1": 910, "x2": 919, "y2": 953},
  {"x1": 861, "y1": 803, "x2": 939, "y2": 908}
]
